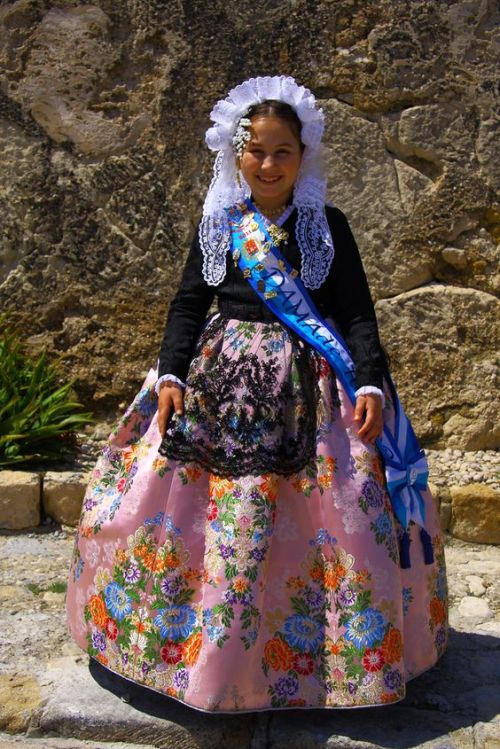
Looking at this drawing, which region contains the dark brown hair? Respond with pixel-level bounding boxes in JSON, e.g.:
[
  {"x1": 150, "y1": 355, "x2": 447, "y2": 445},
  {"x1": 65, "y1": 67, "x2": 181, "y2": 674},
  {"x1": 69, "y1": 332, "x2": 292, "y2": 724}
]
[{"x1": 245, "y1": 100, "x2": 304, "y2": 149}]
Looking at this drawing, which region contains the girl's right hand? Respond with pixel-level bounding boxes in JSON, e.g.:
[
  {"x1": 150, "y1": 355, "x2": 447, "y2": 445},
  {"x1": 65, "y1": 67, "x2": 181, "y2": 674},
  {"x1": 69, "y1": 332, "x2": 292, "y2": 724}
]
[{"x1": 157, "y1": 383, "x2": 184, "y2": 439}]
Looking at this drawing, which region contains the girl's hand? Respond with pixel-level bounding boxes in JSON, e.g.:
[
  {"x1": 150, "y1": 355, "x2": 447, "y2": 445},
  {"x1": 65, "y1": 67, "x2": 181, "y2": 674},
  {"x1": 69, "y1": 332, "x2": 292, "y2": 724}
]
[
  {"x1": 354, "y1": 394, "x2": 383, "y2": 444},
  {"x1": 157, "y1": 383, "x2": 184, "y2": 438}
]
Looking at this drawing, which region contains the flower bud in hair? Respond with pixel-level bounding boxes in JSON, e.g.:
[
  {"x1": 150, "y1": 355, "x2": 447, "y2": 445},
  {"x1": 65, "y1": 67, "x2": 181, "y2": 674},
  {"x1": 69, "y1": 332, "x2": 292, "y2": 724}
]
[{"x1": 232, "y1": 116, "x2": 252, "y2": 159}]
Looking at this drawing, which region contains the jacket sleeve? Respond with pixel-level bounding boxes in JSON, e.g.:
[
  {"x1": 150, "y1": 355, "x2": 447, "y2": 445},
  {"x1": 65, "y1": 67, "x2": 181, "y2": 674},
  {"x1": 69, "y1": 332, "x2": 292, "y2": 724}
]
[
  {"x1": 157, "y1": 223, "x2": 216, "y2": 381},
  {"x1": 325, "y1": 206, "x2": 387, "y2": 390}
]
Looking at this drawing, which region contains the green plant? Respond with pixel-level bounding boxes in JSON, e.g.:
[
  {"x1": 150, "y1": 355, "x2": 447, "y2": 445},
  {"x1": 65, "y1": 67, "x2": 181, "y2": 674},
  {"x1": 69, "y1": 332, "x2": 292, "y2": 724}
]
[
  {"x1": 0, "y1": 314, "x2": 93, "y2": 467},
  {"x1": 26, "y1": 581, "x2": 67, "y2": 595}
]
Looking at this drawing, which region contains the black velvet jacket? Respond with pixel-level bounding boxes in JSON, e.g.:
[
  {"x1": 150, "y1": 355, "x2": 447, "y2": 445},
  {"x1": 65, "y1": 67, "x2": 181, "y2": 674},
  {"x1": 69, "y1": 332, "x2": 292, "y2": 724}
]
[{"x1": 158, "y1": 205, "x2": 387, "y2": 390}]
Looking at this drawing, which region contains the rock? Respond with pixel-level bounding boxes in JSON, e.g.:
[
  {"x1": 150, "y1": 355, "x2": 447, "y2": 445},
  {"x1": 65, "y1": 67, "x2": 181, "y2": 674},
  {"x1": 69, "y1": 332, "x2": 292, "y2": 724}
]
[
  {"x1": 457, "y1": 596, "x2": 493, "y2": 621},
  {"x1": 0, "y1": 673, "x2": 41, "y2": 733},
  {"x1": 439, "y1": 502, "x2": 452, "y2": 533},
  {"x1": 90, "y1": 424, "x2": 113, "y2": 442},
  {"x1": 0, "y1": 0, "x2": 497, "y2": 455},
  {"x1": 322, "y1": 99, "x2": 434, "y2": 298},
  {"x1": 42, "y1": 471, "x2": 89, "y2": 526},
  {"x1": 393, "y1": 103, "x2": 477, "y2": 166},
  {"x1": 428, "y1": 482, "x2": 452, "y2": 532},
  {"x1": 441, "y1": 247, "x2": 468, "y2": 269},
  {"x1": 15, "y1": 7, "x2": 121, "y2": 155},
  {"x1": 473, "y1": 721, "x2": 500, "y2": 749},
  {"x1": 449, "y1": 484, "x2": 500, "y2": 544},
  {"x1": 0, "y1": 734, "x2": 159, "y2": 748},
  {"x1": 377, "y1": 286, "x2": 499, "y2": 450},
  {"x1": 393, "y1": 160, "x2": 433, "y2": 214},
  {"x1": 465, "y1": 575, "x2": 485, "y2": 597},
  {"x1": 37, "y1": 657, "x2": 255, "y2": 748},
  {"x1": 0, "y1": 472, "x2": 40, "y2": 530}
]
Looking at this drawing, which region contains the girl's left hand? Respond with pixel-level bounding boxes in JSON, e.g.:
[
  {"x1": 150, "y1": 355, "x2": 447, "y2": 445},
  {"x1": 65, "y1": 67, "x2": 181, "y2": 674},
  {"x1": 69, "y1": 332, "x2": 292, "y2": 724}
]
[{"x1": 354, "y1": 394, "x2": 384, "y2": 444}]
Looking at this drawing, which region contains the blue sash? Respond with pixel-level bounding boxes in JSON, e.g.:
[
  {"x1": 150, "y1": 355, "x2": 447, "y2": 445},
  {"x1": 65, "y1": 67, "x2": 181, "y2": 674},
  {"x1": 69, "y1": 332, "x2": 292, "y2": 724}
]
[{"x1": 227, "y1": 199, "x2": 433, "y2": 567}]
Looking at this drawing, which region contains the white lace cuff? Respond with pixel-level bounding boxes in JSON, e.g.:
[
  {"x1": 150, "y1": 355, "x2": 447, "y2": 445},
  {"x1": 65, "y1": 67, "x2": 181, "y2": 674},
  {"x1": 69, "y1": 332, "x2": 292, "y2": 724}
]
[
  {"x1": 354, "y1": 386, "x2": 385, "y2": 409},
  {"x1": 154, "y1": 374, "x2": 186, "y2": 396}
]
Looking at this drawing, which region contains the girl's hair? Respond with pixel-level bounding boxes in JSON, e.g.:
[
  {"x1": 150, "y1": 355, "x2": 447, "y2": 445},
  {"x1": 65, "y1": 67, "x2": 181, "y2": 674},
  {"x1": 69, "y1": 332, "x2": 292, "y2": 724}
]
[{"x1": 245, "y1": 100, "x2": 304, "y2": 149}]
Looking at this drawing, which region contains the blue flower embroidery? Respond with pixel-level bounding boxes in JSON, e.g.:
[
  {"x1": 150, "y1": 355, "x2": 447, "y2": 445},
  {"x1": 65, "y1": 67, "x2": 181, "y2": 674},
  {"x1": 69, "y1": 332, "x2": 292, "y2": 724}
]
[
  {"x1": 283, "y1": 614, "x2": 324, "y2": 652},
  {"x1": 153, "y1": 604, "x2": 196, "y2": 640},
  {"x1": 74, "y1": 558, "x2": 84, "y2": 580},
  {"x1": 145, "y1": 511, "x2": 165, "y2": 527},
  {"x1": 266, "y1": 338, "x2": 285, "y2": 353},
  {"x1": 344, "y1": 607, "x2": 385, "y2": 649},
  {"x1": 104, "y1": 582, "x2": 132, "y2": 621},
  {"x1": 136, "y1": 387, "x2": 158, "y2": 417},
  {"x1": 402, "y1": 586, "x2": 413, "y2": 616},
  {"x1": 207, "y1": 624, "x2": 224, "y2": 642},
  {"x1": 165, "y1": 515, "x2": 182, "y2": 536},
  {"x1": 374, "y1": 512, "x2": 392, "y2": 535}
]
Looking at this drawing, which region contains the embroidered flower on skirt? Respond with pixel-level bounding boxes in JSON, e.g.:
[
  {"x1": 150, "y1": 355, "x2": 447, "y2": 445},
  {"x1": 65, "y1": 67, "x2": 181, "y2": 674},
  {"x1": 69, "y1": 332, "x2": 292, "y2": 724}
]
[{"x1": 159, "y1": 314, "x2": 340, "y2": 477}]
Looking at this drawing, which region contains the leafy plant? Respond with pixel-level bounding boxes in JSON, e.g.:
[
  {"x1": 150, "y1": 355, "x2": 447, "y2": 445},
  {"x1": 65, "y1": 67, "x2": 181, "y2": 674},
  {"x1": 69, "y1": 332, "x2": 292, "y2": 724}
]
[
  {"x1": 26, "y1": 581, "x2": 67, "y2": 595},
  {"x1": 0, "y1": 314, "x2": 93, "y2": 467}
]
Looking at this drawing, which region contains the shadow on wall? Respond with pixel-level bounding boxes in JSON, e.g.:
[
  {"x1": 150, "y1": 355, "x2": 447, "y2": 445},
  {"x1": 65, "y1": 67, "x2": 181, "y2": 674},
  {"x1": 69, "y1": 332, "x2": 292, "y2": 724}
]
[{"x1": 88, "y1": 628, "x2": 499, "y2": 747}]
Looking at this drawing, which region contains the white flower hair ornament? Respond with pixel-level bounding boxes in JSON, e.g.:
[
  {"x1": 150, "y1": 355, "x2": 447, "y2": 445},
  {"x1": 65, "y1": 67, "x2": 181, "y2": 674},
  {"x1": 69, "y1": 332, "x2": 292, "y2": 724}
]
[{"x1": 199, "y1": 75, "x2": 334, "y2": 289}]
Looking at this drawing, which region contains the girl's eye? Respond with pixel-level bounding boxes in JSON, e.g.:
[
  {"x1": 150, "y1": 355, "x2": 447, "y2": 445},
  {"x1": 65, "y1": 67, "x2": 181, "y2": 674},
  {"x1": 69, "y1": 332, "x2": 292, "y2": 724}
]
[{"x1": 248, "y1": 149, "x2": 291, "y2": 157}]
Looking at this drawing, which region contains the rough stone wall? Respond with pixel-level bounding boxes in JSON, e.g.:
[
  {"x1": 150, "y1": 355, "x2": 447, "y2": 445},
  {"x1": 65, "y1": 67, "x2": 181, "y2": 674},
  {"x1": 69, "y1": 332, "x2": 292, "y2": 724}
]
[{"x1": 0, "y1": 0, "x2": 498, "y2": 448}]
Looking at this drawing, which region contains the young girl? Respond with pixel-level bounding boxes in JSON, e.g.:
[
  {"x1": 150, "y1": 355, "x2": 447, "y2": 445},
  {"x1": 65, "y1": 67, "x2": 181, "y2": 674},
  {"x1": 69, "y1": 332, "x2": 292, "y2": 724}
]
[{"x1": 66, "y1": 76, "x2": 448, "y2": 713}]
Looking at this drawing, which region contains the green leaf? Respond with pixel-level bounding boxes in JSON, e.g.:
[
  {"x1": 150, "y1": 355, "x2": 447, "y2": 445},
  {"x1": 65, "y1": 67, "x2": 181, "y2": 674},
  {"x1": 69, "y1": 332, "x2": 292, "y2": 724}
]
[
  {"x1": 0, "y1": 318, "x2": 93, "y2": 467},
  {"x1": 291, "y1": 596, "x2": 310, "y2": 616}
]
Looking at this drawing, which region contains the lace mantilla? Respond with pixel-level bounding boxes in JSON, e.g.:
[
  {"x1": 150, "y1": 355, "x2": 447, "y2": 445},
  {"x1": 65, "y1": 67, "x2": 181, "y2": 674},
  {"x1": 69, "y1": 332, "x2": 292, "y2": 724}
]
[{"x1": 199, "y1": 75, "x2": 334, "y2": 288}]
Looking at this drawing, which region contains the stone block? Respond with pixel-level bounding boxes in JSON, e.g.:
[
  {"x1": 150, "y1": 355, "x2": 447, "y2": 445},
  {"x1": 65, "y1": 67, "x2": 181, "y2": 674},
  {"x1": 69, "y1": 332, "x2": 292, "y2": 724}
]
[
  {"x1": 0, "y1": 673, "x2": 42, "y2": 733},
  {"x1": 0, "y1": 471, "x2": 40, "y2": 530},
  {"x1": 43, "y1": 471, "x2": 89, "y2": 526},
  {"x1": 449, "y1": 483, "x2": 500, "y2": 544},
  {"x1": 38, "y1": 657, "x2": 255, "y2": 748},
  {"x1": 377, "y1": 287, "x2": 499, "y2": 450},
  {"x1": 428, "y1": 482, "x2": 452, "y2": 532}
]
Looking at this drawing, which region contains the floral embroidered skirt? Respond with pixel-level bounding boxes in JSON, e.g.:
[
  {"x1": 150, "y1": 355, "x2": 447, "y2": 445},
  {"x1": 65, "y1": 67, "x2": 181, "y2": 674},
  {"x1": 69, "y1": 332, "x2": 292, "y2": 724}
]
[{"x1": 66, "y1": 314, "x2": 448, "y2": 713}]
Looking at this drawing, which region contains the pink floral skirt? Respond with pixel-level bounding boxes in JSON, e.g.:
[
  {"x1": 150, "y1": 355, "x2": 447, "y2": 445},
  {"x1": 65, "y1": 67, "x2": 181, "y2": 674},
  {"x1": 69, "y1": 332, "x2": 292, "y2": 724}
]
[{"x1": 66, "y1": 314, "x2": 448, "y2": 713}]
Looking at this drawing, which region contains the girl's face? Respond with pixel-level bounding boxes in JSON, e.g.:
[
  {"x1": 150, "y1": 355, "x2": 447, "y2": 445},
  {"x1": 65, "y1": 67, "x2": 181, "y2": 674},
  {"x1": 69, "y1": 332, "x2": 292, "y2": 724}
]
[{"x1": 239, "y1": 115, "x2": 303, "y2": 209}]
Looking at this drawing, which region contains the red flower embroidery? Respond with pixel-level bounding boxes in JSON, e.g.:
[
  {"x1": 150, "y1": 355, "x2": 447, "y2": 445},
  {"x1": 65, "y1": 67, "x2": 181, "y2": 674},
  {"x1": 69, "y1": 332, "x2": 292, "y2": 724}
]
[
  {"x1": 207, "y1": 500, "x2": 218, "y2": 521},
  {"x1": 293, "y1": 652, "x2": 315, "y2": 676},
  {"x1": 160, "y1": 641, "x2": 184, "y2": 664},
  {"x1": 362, "y1": 648, "x2": 385, "y2": 672},
  {"x1": 105, "y1": 618, "x2": 118, "y2": 640}
]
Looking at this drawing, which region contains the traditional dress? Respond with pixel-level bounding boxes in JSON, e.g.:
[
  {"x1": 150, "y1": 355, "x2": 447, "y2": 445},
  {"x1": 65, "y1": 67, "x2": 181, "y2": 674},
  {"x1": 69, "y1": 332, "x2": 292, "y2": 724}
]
[{"x1": 65, "y1": 204, "x2": 448, "y2": 712}]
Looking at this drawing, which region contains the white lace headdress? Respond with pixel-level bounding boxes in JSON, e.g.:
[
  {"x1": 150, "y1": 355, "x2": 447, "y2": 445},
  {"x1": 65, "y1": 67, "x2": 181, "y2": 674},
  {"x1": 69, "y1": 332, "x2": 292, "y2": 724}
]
[{"x1": 199, "y1": 75, "x2": 334, "y2": 290}]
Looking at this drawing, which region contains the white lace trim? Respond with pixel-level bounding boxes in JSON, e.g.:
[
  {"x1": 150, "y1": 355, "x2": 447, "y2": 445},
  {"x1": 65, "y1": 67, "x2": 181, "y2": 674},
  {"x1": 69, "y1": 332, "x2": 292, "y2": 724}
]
[
  {"x1": 199, "y1": 210, "x2": 231, "y2": 286},
  {"x1": 295, "y1": 206, "x2": 334, "y2": 289},
  {"x1": 154, "y1": 374, "x2": 186, "y2": 396},
  {"x1": 354, "y1": 386, "x2": 385, "y2": 409},
  {"x1": 199, "y1": 75, "x2": 334, "y2": 289}
]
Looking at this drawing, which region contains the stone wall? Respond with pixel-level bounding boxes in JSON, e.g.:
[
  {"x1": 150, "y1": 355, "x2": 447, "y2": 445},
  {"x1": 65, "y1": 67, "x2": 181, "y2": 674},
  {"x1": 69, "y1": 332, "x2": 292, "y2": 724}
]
[{"x1": 0, "y1": 0, "x2": 498, "y2": 448}]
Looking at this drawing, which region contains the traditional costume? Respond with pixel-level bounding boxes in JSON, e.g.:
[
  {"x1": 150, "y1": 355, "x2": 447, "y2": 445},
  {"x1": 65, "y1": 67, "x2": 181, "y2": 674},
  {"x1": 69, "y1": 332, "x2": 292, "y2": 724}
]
[{"x1": 66, "y1": 76, "x2": 448, "y2": 713}]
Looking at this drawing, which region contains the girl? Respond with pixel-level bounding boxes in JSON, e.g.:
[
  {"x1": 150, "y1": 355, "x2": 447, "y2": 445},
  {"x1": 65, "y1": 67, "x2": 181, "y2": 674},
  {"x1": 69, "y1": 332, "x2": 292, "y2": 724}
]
[{"x1": 66, "y1": 76, "x2": 448, "y2": 713}]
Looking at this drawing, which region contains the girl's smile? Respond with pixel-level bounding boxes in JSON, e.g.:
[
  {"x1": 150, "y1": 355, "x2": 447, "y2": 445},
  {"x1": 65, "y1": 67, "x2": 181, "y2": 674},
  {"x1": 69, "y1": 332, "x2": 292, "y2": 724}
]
[{"x1": 238, "y1": 115, "x2": 303, "y2": 210}]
